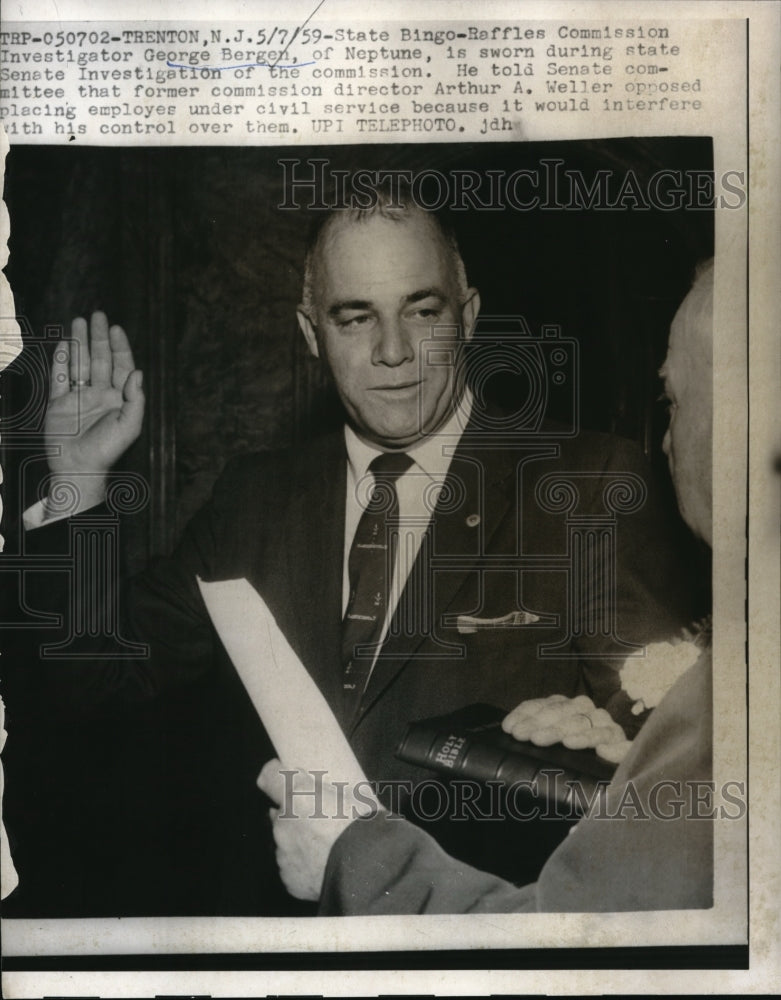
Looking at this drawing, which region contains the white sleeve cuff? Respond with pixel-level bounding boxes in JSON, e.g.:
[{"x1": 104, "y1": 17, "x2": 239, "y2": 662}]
[
  {"x1": 22, "y1": 499, "x2": 53, "y2": 530},
  {"x1": 22, "y1": 498, "x2": 102, "y2": 530}
]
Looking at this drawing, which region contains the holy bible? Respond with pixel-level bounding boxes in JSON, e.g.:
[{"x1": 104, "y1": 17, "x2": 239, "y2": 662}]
[{"x1": 396, "y1": 703, "x2": 617, "y2": 817}]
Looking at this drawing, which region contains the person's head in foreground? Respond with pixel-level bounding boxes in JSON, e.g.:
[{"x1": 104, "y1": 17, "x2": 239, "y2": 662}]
[
  {"x1": 659, "y1": 257, "x2": 713, "y2": 546},
  {"x1": 258, "y1": 257, "x2": 715, "y2": 903}
]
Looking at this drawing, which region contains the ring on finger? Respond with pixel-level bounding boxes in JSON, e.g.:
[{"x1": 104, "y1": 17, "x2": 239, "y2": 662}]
[
  {"x1": 69, "y1": 379, "x2": 91, "y2": 389},
  {"x1": 574, "y1": 712, "x2": 594, "y2": 728}
]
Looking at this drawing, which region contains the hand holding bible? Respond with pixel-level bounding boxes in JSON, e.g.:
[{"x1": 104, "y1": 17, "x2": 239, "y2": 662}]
[{"x1": 502, "y1": 694, "x2": 632, "y2": 763}]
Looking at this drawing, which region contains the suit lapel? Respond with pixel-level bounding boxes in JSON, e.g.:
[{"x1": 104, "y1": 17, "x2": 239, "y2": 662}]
[
  {"x1": 289, "y1": 419, "x2": 562, "y2": 733},
  {"x1": 353, "y1": 435, "x2": 519, "y2": 729},
  {"x1": 285, "y1": 432, "x2": 347, "y2": 720}
]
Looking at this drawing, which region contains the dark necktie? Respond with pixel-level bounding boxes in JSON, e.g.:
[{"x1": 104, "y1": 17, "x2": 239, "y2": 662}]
[{"x1": 342, "y1": 451, "x2": 414, "y2": 720}]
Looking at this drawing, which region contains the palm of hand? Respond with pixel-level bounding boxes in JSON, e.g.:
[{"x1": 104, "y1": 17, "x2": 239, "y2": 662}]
[
  {"x1": 45, "y1": 313, "x2": 144, "y2": 480},
  {"x1": 46, "y1": 383, "x2": 133, "y2": 474}
]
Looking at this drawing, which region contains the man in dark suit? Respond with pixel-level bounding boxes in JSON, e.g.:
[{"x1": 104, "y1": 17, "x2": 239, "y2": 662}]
[
  {"x1": 258, "y1": 261, "x2": 716, "y2": 914},
  {"x1": 5, "y1": 186, "x2": 689, "y2": 913}
]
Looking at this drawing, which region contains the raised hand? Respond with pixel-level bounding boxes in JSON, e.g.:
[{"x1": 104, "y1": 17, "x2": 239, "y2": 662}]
[
  {"x1": 502, "y1": 694, "x2": 632, "y2": 764},
  {"x1": 44, "y1": 312, "x2": 145, "y2": 515}
]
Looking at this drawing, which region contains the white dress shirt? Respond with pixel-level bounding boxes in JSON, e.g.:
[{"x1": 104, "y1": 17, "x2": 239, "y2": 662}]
[{"x1": 342, "y1": 392, "x2": 473, "y2": 679}]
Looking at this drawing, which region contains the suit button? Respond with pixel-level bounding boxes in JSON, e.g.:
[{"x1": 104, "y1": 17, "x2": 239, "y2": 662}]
[{"x1": 465, "y1": 513, "x2": 481, "y2": 527}]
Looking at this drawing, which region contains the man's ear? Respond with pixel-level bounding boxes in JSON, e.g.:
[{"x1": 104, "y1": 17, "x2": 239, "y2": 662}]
[
  {"x1": 296, "y1": 306, "x2": 320, "y2": 359},
  {"x1": 461, "y1": 288, "x2": 481, "y2": 341}
]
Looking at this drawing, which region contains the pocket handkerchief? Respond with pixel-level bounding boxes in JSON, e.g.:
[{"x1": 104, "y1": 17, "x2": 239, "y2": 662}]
[{"x1": 456, "y1": 610, "x2": 541, "y2": 634}]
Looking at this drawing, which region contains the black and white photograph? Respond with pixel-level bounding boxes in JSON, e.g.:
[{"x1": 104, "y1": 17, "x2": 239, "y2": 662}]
[{"x1": 0, "y1": 1, "x2": 777, "y2": 997}]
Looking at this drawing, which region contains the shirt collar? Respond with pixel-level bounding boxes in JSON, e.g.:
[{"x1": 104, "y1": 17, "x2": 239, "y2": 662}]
[{"x1": 344, "y1": 390, "x2": 473, "y2": 483}]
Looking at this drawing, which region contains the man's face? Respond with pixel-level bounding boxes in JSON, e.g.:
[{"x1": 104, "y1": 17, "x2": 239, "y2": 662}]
[
  {"x1": 660, "y1": 289, "x2": 713, "y2": 545},
  {"x1": 297, "y1": 212, "x2": 480, "y2": 450}
]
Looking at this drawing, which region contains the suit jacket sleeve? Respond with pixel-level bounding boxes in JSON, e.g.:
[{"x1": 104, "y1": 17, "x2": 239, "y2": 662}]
[
  {"x1": 4, "y1": 455, "x2": 264, "y2": 720},
  {"x1": 563, "y1": 433, "x2": 698, "y2": 735},
  {"x1": 320, "y1": 652, "x2": 713, "y2": 914}
]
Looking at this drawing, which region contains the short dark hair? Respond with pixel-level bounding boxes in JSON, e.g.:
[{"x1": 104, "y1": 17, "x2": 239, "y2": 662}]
[{"x1": 300, "y1": 176, "x2": 469, "y2": 314}]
